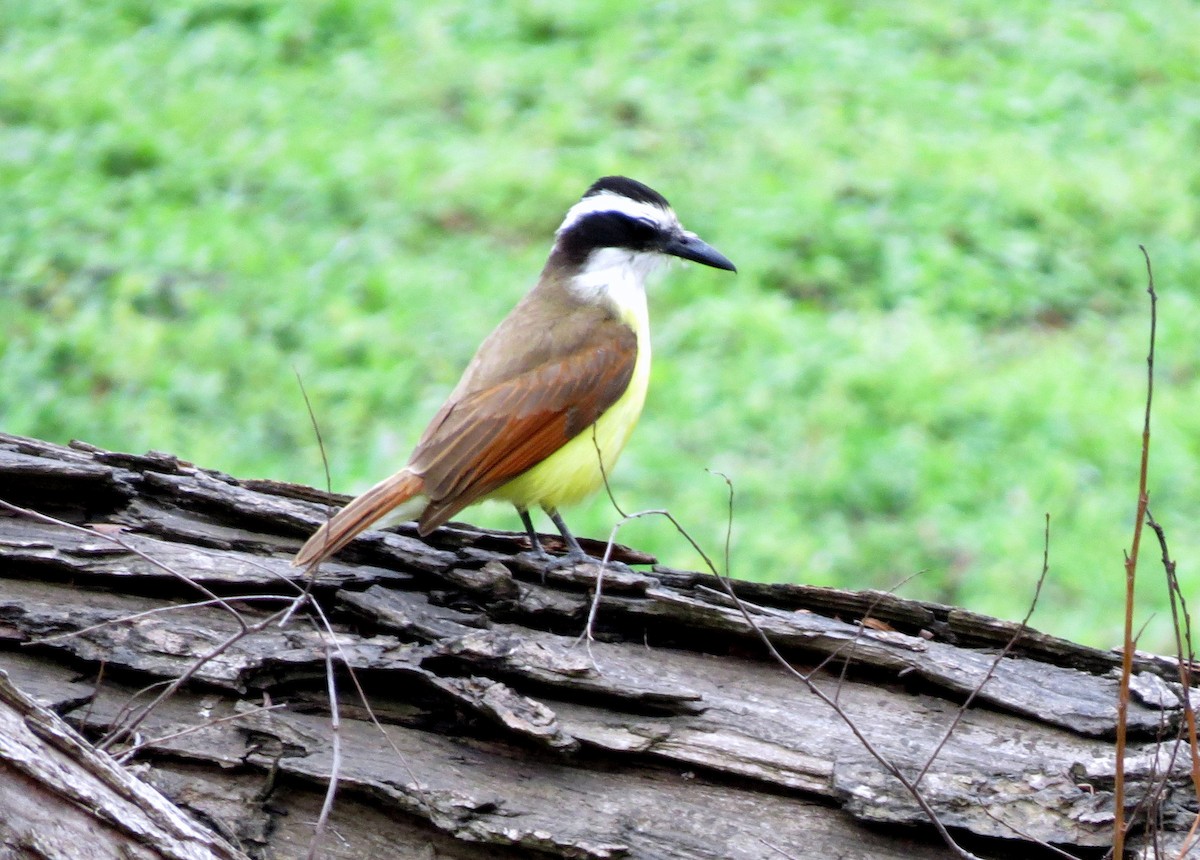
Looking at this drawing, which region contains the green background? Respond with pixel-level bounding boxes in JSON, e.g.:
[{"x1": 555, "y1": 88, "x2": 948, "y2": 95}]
[{"x1": 3, "y1": 1, "x2": 1198, "y2": 651}]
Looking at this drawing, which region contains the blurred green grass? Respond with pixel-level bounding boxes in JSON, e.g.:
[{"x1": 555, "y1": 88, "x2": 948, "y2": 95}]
[{"x1": 3, "y1": 1, "x2": 1199, "y2": 650}]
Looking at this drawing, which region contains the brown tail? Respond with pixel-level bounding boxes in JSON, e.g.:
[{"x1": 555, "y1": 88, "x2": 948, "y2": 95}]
[{"x1": 293, "y1": 470, "x2": 425, "y2": 568}]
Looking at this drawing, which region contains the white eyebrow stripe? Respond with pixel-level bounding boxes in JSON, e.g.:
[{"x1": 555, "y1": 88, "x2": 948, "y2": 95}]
[{"x1": 556, "y1": 191, "x2": 675, "y2": 234}]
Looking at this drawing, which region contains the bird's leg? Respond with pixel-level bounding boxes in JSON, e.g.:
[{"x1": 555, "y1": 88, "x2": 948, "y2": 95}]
[
  {"x1": 521, "y1": 507, "x2": 620, "y2": 582},
  {"x1": 545, "y1": 508, "x2": 591, "y2": 563},
  {"x1": 518, "y1": 508, "x2": 550, "y2": 559},
  {"x1": 519, "y1": 507, "x2": 589, "y2": 585}
]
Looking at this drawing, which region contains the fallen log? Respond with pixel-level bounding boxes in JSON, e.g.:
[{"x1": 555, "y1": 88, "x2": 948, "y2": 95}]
[{"x1": 0, "y1": 432, "x2": 1192, "y2": 858}]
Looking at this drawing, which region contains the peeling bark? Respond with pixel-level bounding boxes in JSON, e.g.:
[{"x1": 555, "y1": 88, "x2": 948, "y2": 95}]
[{"x1": 0, "y1": 432, "x2": 1194, "y2": 859}]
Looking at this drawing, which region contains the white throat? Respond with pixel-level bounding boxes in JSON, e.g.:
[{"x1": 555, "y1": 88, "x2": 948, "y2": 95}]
[{"x1": 566, "y1": 246, "x2": 664, "y2": 316}]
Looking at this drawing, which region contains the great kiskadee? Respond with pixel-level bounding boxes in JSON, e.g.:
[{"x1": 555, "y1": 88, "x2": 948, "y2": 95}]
[{"x1": 293, "y1": 176, "x2": 736, "y2": 569}]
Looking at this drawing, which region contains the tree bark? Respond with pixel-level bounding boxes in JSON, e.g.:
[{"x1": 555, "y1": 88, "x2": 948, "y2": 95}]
[{"x1": 0, "y1": 431, "x2": 1193, "y2": 859}]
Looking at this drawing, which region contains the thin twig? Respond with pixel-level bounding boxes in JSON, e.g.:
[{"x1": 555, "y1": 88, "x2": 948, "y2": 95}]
[
  {"x1": 303, "y1": 592, "x2": 432, "y2": 816},
  {"x1": 594, "y1": 422, "x2": 626, "y2": 520},
  {"x1": 979, "y1": 806, "x2": 1084, "y2": 859},
  {"x1": 291, "y1": 366, "x2": 432, "y2": 830},
  {"x1": 306, "y1": 643, "x2": 341, "y2": 860},
  {"x1": 914, "y1": 513, "x2": 1051, "y2": 788},
  {"x1": 1145, "y1": 510, "x2": 1200, "y2": 860},
  {"x1": 0, "y1": 498, "x2": 246, "y2": 625},
  {"x1": 97, "y1": 605, "x2": 294, "y2": 750},
  {"x1": 102, "y1": 679, "x2": 173, "y2": 740},
  {"x1": 295, "y1": 367, "x2": 333, "y2": 498},
  {"x1": 80, "y1": 660, "x2": 106, "y2": 734},
  {"x1": 709, "y1": 468, "x2": 734, "y2": 580},
  {"x1": 580, "y1": 506, "x2": 666, "y2": 663},
  {"x1": 757, "y1": 836, "x2": 798, "y2": 859},
  {"x1": 1174, "y1": 810, "x2": 1200, "y2": 860},
  {"x1": 704, "y1": 469, "x2": 928, "y2": 702},
  {"x1": 282, "y1": 367, "x2": 334, "y2": 627},
  {"x1": 593, "y1": 469, "x2": 980, "y2": 859},
  {"x1": 117, "y1": 703, "x2": 288, "y2": 762},
  {"x1": 27, "y1": 594, "x2": 298, "y2": 646},
  {"x1": 1145, "y1": 510, "x2": 1200, "y2": 803},
  {"x1": 1115, "y1": 245, "x2": 1158, "y2": 857},
  {"x1": 697, "y1": 479, "x2": 981, "y2": 860}
]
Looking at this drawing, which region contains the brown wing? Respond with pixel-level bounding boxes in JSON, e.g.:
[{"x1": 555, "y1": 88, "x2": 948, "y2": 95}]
[{"x1": 408, "y1": 319, "x2": 637, "y2": 531}]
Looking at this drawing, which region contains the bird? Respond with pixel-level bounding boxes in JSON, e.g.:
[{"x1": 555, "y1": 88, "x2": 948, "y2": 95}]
[{"x1": 293, "y1": 175, "x2": 736, "y2": 569}]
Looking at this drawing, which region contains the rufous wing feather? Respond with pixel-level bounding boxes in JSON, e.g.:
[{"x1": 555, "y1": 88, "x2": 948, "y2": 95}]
[
  {"x1": 411, "y1": 330, "x2": 637, "y2": 532},
  {"x1": 292, "y1": 470, "x2": 424, "y2": 567}
]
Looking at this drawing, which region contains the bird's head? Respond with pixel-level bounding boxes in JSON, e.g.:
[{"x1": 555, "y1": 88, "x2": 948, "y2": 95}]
[{"x1": 552, "y1": 176, "x2": 736, "y2": 286}]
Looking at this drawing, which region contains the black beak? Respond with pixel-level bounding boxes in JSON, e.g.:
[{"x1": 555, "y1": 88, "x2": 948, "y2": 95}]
[{"x1": 661, "y1": 232, "x2": 737, "y2": 272}]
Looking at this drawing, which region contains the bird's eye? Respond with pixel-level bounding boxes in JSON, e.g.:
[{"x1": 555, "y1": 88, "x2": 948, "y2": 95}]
[{"x1": 632, "y1": 217, "x2": 659, "y2": 238}]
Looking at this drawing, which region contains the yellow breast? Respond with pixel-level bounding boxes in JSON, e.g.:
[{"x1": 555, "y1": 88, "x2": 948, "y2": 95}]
[{"x1": 489, "y1": 294, "x2": 650, "y2": 511}]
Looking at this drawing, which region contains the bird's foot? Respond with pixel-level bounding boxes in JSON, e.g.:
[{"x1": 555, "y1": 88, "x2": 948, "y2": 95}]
[
  {"x1": 518, "y1": 509, "x2": 630, "y2": 582},
  {"x1": 529, "y1": 547, "x2": 630, "y2": 583}
]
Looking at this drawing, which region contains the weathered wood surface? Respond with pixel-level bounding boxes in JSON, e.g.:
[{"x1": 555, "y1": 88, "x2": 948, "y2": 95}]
[
  {"x1": 0, "y1": 431, "x2": 1196, "y2": 859},
  {"x1": 0, "y1": 666, "x2": 249, "y2": 860}
]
